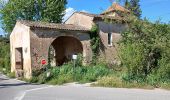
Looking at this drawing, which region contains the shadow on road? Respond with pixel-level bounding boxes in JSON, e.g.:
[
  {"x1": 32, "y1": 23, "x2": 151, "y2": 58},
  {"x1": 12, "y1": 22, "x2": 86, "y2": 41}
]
[
  {"x1": 0, "y1": 82, "x2": 29, "y2": 87},
  {"x1": 0, "y1": 82, "x2": 41, "y2": 89},
  {"x1": 0, "y1": 78, "x2": 10, "y2": 81}
]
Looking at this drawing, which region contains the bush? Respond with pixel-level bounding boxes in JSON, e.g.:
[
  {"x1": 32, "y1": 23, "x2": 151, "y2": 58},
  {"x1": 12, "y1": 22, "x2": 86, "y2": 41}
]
[
  {"x1": 95, "y1": 76, "x2": 153, "y2": 89},
  {"x1": 82, "y1": 65, "x2": 111, "y2": 82},
  {"x1": 28, "y1": 62, "x2": 112, "y2": 85},
  {"x1": 119, "y1": 18, "x2": 170, "y2": 82},
  {"x1": 29, "y1": 77, "x2": 39, "y2": 83},
  {"x1": 7, "y1": 72, "x2": 15, "y2": 78},
  {"x1": 95, "y1": 76, "x2": 123, "y2": 87},
  {"x1": 0, "y1": 37, "x2": 10, "y2": 74}
]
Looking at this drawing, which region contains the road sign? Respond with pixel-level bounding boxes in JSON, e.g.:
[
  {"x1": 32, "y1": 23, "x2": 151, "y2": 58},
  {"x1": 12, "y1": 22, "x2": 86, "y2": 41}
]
[
  {"x1": 72, "y1": 54, "x2": 77, "y2": 60},
  {"x1": 41, "y1": 59, "x2": 46, "y2": 65}
]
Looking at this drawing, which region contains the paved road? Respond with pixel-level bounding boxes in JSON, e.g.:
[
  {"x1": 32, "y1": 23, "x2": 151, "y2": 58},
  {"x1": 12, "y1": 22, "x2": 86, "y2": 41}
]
[
  {"x1": 0, "y1": 73, "x2": 48, "y2": 100},
  {"x1": 1, "y1": 73, "x2": 170, "y2": 100}
]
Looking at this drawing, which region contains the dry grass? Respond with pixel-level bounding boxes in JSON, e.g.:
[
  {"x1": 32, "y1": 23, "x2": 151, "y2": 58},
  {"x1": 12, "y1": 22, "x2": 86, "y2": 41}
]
[{"x1": 92, "y1": 76, "x2": 154, "y2": 89}]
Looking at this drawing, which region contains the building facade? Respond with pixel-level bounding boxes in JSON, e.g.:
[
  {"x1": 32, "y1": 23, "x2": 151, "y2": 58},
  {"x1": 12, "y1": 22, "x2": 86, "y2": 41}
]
[{"x1": 10, "y1": 3, "x2": 128, "y2": 78}]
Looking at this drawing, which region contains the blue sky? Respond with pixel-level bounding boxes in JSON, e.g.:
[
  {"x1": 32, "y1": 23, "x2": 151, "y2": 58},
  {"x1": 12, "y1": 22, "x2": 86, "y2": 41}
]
[
  {"x1": 0, "y1": 0, "x2": 170, "y2": 35},
  {"x1": 66, "y1": 0, "x2": 170, "y2": 22}
]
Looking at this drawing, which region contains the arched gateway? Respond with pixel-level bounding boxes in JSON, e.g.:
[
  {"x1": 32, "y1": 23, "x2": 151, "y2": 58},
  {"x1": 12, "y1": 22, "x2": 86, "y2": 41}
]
[
  {"x1": 10, "y1": 20, "x2": 92, "y2": 78},
  {"x1": 49, "y1": 36, "x2": 83, "y2": 66}
]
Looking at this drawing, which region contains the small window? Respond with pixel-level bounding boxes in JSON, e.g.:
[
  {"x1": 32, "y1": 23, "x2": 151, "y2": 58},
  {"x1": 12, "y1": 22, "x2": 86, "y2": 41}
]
[{"x1": 108, "y1": 33, "x2": 112, "y2": 46}]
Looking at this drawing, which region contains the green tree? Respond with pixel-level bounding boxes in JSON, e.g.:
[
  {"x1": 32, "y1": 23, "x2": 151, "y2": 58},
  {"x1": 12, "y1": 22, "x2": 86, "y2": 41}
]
[
  {"x1": 119, "y1": 17, "x2": 170, "y2": 81},
  {"x1": 124, "y1": 0, "x2": 141, "y2": 18},
  {"x1": 0, "y1": 0, "x2": 67, "y2": 34},
  {"x1": 0, "y1": 36, "x2": 10, "y2": 73}
]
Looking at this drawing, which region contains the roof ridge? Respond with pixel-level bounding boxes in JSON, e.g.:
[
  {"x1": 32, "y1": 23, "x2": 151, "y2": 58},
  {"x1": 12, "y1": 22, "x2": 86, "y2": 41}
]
[
  {"x1": 101, "y1": 2, "x2": 129, "y2": 15},
  {"x1": 17, "y1": 20, "x2": 90, "y2": 31}
]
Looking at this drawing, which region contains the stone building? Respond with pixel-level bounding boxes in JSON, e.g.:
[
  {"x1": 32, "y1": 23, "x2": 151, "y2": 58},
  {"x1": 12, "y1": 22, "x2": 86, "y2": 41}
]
[{"x1": 10, "y1": 3, "x2": 128, "y2": 78}]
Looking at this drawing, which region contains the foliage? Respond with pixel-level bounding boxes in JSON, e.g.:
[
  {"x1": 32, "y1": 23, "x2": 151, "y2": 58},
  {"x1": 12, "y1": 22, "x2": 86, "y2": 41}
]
[
  {"x1": 29, "y1": 62, "x2": 112, "y2": 85},
  {"x1": 119, "y1": 17, "x2": 170, "y2": 82},
  {"x1": 0, "y1": 0, "x2": 67, "y2": 34},
  {"x1": 76, "y1": 54, "x2": 83, "y2": 67},
  {"x1": 124, "y1": 0, "x2": 141, "y2": 18},
  {"x1": 7, "y1": 72, "x2": 15, "y2": 78},
  {"x1": 0, "y1": 37, "x2": 10, "y2": 73},
  {"x1": 90, "y1": 24, "x2": 100, "y2": 64},
  {"x1": 94, "y1": 76, "x2": 154, "y2": 89},
  {"x1": 94, "y1": 76, "x2": 123, "y2": 87}
]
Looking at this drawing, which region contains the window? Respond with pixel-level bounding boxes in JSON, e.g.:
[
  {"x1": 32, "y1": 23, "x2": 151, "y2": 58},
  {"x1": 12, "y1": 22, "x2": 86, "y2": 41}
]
[{"x1": 108, "y1": 33, "x2": 112, "y2": 46}]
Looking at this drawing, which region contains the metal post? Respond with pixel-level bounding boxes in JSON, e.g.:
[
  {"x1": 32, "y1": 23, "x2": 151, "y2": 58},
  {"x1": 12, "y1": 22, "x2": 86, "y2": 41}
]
[
  {"x1": 72, "y1": 54, "x2": 77, "y2": 81},
  {"x1": 73, "y1": 59, "x2": 76, "y2": 81}
]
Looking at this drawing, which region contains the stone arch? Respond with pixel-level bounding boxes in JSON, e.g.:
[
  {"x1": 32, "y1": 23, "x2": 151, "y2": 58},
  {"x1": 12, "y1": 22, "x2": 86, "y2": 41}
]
[{"x1": 48, "y1": 36, "x2": 83, "y2": 66}]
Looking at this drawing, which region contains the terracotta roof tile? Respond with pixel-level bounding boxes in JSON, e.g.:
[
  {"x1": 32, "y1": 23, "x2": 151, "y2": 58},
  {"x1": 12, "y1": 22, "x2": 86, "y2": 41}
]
[
  {"x1": 101, "y1": 3, "x2": 129, "y2": 15},
  {"x1": 18, "y1": 20, "x2": 90, "y2": 32},
  {"x1": 76, "y1": 12, "x2": 122, "y2": 20}
]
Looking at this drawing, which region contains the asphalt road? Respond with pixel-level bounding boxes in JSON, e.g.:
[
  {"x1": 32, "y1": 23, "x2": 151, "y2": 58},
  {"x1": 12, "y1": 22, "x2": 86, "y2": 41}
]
[{"x1": 1, "y1": 73, "x2": 170, "y2": 100}]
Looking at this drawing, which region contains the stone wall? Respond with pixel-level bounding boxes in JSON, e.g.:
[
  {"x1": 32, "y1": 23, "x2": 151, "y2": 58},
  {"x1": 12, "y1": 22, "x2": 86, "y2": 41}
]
[
  {"x1": 11, "y1": 22, "x2": 92, "y2": 78},
  {"x1": 96, "y1": 21, "x2": 127, "y2": 64},
  {"x1": 10, "y1": 22, "x2": 32, "y2": 78},
  {"x1": 30, "y1": 28, "x2": 92, "y2": 70},
  {"x1": 65, "y1": 13, "x2": 94, "y2": 30}
]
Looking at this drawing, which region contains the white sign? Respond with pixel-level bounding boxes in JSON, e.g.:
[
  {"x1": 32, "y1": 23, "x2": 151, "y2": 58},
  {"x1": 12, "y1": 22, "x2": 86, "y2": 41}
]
[
  {"x1": 72, "y1": 54, "x2": 77, "y2": 60},
  {"x1": 46, "y1": 72, "x2": 51, "y2": 77}
]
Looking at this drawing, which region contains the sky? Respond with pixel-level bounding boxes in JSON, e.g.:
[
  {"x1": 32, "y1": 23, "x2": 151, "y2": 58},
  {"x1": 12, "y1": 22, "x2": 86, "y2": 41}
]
[{"x1": 0, "y1": 0, "x2": 170, "y2": 35}]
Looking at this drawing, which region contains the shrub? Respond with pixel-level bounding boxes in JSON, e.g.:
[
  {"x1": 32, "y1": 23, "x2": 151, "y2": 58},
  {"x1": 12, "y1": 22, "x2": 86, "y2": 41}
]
[
  {"x1": 95, "y1": 76, "x2": 123, "y2": 87},
  {"x1": 29, "y1": 76, "x2": 39, "y2": 83},
  {"x1": 7, "y1": 72, "x2": 16, "y2": 78},
  {"x1": 119, "y1": 19, "x2": 170, "y2": 82},
  {"x1": 29, "y1": 62, "x2": 112, "y2": 85},
  {"x1": 0, "y1": 38, "x2": 10, "y2": 74},
  {"x1": 82, "y1": 65, "x2": 111, "y2": 82}
]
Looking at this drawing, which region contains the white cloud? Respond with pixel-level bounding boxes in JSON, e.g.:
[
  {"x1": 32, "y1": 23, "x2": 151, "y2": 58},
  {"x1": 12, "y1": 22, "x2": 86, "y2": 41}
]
[
  {"x1": 0, "y1": 0, "x2": 8, "y2": 3},
  {"x1": 63, "y1": 7, "x2": 76, "y2": 22},
  {"x1": 63, "y1": 7, "x2": 90, "y2": 22},
  {"x1": 81, "y1": 10, "x2": 89, "y2": 13}
]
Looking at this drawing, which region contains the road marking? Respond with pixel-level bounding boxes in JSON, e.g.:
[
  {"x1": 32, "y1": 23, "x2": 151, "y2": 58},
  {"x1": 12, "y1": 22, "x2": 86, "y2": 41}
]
[
  {"x1": 14, "y1": 91, "x2": 26, "y2": 100},
  {"x1": 14, "y1": 86, "x2": 54, "y2": 100}
]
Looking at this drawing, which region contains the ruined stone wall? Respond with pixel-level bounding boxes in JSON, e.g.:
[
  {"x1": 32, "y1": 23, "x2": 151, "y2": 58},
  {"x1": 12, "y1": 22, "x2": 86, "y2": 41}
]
[
  {"x1": 30, "y1": 28, "x2": 92, "y2": 69},
  {"x1": 96, "y1": 21, "x2": 127, "y2": 64}
]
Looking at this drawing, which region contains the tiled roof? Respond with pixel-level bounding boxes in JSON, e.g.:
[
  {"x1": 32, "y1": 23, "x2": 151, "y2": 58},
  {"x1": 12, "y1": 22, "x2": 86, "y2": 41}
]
[
  {"x1": 18, "y1": 20, "x2": 90, "y2": 32},
  {"x1": 76, "y1": 12, "x2": 98, "y2": 17},
  {"x1": 76, "y1": 12, "x2": 122, "y2": 20},
  {"x1": 101, "y1": 3, "x2": 129, "y2": 15}
]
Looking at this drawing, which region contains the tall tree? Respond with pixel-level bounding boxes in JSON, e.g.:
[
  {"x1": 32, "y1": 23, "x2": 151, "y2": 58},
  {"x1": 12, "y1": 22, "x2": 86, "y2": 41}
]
[
  {"x1": 0, "y1": 0, "x2": 67, "y2": 34},
  {"x1": 124, "y1": 0, "x2": 141, "y2": 18}
]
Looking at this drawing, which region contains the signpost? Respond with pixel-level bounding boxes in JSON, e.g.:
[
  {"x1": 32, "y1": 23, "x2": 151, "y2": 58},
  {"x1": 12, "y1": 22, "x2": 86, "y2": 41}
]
[
  {"x1": 41, "y1": 59, "x2": 50, "y2": 77},
  {"x1": 72, "y1": 54, "x2": 77, "y2": 81},
  {"x1": 41, "y1": 59, "x2": 46, "y2": 65}
]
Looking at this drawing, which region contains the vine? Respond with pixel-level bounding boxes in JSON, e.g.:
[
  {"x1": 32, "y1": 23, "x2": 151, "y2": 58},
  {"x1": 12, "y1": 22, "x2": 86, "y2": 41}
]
[{"x1": 90, "y1": 24, "x2": 100, "y2": 64}]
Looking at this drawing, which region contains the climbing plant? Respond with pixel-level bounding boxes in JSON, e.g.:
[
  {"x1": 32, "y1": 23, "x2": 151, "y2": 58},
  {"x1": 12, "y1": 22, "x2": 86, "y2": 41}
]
[{"x1": 90, "y1": 24, "x2": 100, "y2": 65}]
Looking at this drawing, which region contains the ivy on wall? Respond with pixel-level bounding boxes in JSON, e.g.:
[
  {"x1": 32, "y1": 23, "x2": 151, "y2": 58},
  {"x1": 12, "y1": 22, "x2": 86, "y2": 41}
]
[{"x1": 90, "y1": 24, "x2": 100, "y2": 64}]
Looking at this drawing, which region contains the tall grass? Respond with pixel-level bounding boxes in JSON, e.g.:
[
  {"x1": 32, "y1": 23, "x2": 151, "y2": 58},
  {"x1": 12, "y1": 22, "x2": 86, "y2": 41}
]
[{"x1": 29, "y1": 62, "x2": 112, "y2": 85}]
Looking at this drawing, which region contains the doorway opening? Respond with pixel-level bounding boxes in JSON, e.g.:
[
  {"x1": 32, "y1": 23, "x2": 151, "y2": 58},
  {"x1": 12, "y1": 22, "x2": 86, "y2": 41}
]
[
  {"x1": 48, "y1": 36, "x2": 83, "y2": 66},
  {"x1": 15, "y1": 47, "x2": 24, "y2": 77}
]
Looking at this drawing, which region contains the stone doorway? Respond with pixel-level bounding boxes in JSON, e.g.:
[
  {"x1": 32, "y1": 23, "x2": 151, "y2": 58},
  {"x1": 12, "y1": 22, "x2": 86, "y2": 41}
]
[
  {"x1": 48, "y1": 36, "x2": 83, "y2": 66},
  {"x1": 15, "y1": 47, "x2": 24, "y2": 77}
]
